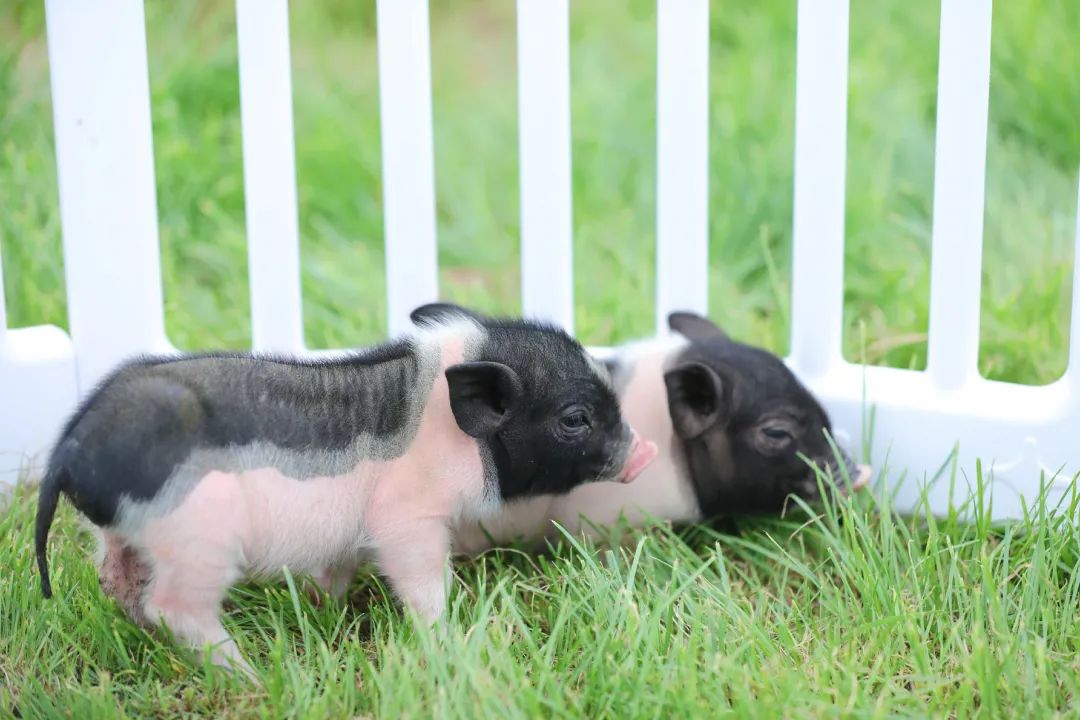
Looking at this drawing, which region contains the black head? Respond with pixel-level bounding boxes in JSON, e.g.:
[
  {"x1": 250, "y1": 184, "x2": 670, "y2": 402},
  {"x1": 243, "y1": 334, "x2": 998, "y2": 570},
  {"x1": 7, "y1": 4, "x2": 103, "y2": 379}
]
[
  {"x1": 664, "y1": 311, "x2": 867, "y2": 517},
  {"x1": 414, "y1": 303, "x2": 656, "y2": 502}
]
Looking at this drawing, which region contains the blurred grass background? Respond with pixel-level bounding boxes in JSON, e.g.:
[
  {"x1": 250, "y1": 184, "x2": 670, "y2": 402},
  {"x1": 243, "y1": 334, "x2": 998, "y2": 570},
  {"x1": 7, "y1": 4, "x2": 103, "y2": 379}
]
[
  {"x1": 4, "y1": 4, "x2": 1080, "y2": 716},
  {"x1": 1, "y1": 0, "x2": 1078, "y2": 382}
]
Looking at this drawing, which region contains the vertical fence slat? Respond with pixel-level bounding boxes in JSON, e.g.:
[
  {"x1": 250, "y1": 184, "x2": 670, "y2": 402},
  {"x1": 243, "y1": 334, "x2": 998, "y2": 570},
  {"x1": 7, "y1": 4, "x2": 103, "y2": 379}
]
[
  {"x1": 237, "y1": 0, "x2": 305, "y2": 353},
  {"x1": 377, "y1": 0, "x2": 439, "y2": 338},
  {"x1": 925, "y1": 0, "x2": 993, "y2": 390},
  {"x1": 655, "y1": 0, "x2": 710, "y2": 333},
  {"x1": 517, "y1": 0, "x2": 574, "y2": 332},
  {"x1": 45, "y1": 0, "x2": 168, "y2": 389},
  {"x1": 1067, "y1": 174, "x2": 1080, "y2": 379},
  {"x1": 789, "y1": 0, "x2": 850, "y2": 377},
  {"x1": 0, "y1": 249, "x2": 7, "y2": 349}
]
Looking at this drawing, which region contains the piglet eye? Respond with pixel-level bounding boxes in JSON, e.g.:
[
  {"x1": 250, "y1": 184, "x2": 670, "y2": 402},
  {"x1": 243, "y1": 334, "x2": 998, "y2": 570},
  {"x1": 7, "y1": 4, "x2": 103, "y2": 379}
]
[
  {"x1": 561, "y1": 412, "x2": 588, "y2": 429},
  {"x1": 761, "y1": 427, "x2": 791, "y2": 441},
  {"x1": 559, "y1": 410, "x2": 591, "y2": 436}
]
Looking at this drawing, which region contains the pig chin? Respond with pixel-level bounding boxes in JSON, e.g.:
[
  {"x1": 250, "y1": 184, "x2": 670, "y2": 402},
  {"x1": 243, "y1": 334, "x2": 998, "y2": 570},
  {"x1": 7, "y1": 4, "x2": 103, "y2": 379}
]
[
  {"x1": 796, "y1": 453, "x2": 873, "y2": 500},
  {"x1": 595, "y1": 432, "x2": 658, "y2": 485}
]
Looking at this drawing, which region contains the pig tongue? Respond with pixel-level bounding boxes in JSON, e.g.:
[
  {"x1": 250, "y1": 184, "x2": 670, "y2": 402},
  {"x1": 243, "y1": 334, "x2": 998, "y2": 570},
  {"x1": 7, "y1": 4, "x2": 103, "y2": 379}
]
[{"x1": 618, "y1": 437, "x2": 658, "y2": 484}]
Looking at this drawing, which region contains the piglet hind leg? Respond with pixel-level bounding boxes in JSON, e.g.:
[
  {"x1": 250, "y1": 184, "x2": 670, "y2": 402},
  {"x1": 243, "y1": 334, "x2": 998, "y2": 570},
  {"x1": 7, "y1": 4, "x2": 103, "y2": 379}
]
[
  {"x1": 374, "y1": 519, "x2": 452, "y2": 625},
  {"x1": 96, "y1": 531, "x2": 153, "y2": 627},
  {"x1": 140, "y1": 550, "x2": 254, "y2": 678}
]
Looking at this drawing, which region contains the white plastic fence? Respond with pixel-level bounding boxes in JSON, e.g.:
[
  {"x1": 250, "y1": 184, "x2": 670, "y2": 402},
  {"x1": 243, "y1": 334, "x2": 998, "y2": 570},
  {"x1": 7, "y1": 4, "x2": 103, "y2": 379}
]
[{"x1": 2, "y1": 0, "x2": 1078, "y2": 519}]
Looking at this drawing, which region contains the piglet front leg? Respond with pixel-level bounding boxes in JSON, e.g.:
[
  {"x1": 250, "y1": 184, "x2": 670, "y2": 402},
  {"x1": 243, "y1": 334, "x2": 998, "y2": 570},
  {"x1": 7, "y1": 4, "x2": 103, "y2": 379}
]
[{"x1": 374, "y1": 518, "x2": 451, "y2": 623}]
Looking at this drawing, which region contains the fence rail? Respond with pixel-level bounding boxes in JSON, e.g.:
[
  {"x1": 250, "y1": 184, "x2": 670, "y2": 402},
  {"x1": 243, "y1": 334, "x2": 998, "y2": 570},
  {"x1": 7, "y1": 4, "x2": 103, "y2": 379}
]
[{"x1": 2, "y1": 0, "x2": 1078, "y2": 519}]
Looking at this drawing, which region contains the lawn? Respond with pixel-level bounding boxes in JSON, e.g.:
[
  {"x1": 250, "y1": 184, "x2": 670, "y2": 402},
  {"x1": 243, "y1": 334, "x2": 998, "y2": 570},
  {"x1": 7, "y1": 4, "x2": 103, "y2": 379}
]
[{"x1": 2, "y1": 0, "x2": 1080, "y2": 716}]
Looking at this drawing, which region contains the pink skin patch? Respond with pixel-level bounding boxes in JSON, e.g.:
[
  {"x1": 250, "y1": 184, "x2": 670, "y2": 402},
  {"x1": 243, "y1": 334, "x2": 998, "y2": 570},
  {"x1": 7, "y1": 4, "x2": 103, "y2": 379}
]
[{"x1": 615, "y1": 429, "x2": 659, "y2": 484}]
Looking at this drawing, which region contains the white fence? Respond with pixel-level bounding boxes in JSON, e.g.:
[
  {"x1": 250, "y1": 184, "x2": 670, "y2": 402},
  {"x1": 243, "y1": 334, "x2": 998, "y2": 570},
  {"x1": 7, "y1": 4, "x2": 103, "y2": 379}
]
[{"x1": 2, "y1": 0, "x2": 1078, "y2": 519}]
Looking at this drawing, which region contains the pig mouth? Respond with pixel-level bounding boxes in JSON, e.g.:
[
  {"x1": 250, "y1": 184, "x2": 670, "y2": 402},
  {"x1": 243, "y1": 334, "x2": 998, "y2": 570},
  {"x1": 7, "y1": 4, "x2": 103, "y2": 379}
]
[
  {"x1": 816, "y1": 457, "x2": 872, "y2": 496},
  {"x1": 614, "y1": 435, "x2": 658, "y2": 484},
  {"x1": 798, "y1": 449, "x2": 872, "y2": 500},
  {"x1": 596, "y1": 432, "x2": 658, "y2": 485}
]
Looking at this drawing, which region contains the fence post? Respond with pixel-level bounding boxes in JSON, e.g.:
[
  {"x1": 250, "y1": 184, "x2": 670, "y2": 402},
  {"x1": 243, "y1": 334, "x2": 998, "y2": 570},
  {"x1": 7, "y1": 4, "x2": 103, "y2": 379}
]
[
  {"x1": 789, "y1": 0, "x2": 850, "y2": 378},
  {"x1": 45, "y1": 0, "x2": 170, "y2": 389},
  {"x1": 1066, "y1": 174, "x2": 1080, "y2": 383},
  {"x1": 237, "y1": 0, "x2": 306, "y2": 353},
  {"x1": 655, "y1": 0, "x2": 710, "y2": 333},
  {"x1": 377, "y1": 0, "x2": 440, "y2": 338},
  {"x1": 925, "y1": 0, "x2": 993, "y2": 391},
  {"x1": 517, "y1": 0, "x2": 575, "y2": 332}
]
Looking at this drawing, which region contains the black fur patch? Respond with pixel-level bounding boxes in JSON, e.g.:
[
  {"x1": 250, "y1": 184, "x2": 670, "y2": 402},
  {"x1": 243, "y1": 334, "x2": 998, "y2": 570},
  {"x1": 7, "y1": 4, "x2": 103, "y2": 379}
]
[
  {"x1": 669, "y1": 333, "x2": 840, "y2": 518},
  {"x1": 471, "y1": 322, "x2": 626, "y2": 500},
  {"x1": 49, "y1": 340, "x2": 419, "y2": 526},
  {"x1": 411, "y1": 303, "x2": 631, "y2": 500}
]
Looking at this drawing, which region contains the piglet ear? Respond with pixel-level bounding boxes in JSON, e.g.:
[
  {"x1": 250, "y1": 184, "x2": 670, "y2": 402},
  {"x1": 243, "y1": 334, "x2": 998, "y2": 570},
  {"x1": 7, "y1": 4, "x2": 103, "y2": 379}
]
[
  {"x1": 600, "y1": 356, "x2": 620, "y2": 378},
  {"x1": 445, "y1": 362, "x2": 524, "y2": 438},
  {"x1": 410, "y1": 302, "x2": 485, "y2": 328},
  {"x1": 663, "y1": 361, "x2": 728, "y2": 439},
  {"x1": 667, "y1": 311, "x2": 727, "y2": 341}
]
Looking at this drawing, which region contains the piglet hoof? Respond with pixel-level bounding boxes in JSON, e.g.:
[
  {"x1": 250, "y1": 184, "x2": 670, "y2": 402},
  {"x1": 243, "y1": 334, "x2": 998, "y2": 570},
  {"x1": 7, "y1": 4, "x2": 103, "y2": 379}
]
[
  {"x1": 406, "y1": 604, "x2": 445, "y2": 628},
  {"x1": 302, "y1": 580, "x2": 327, "y2": 609},
  {"x1": 232, "y1": 659, "x2": 259, "y2": 684},
  {"x1": 193, "y1": 638, "x2": 259, "y2": 683},
  {"x1": 405, "y1": 607, "x2": 451, "y2": 645},
  {"x1": 395, "y1": 593, "x2": 448, "y2": 634},
  {"x1": 210, "y1": 653, "x2": 259, "y2": 684}
]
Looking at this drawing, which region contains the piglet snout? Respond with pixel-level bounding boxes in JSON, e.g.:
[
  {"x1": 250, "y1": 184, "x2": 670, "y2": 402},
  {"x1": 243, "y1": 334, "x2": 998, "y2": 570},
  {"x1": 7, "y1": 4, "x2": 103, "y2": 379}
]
[
  {"x1": 851, "y1": 463, "x2": 872, "y2": 492},
  {"x1": 616, "y1": 429, "x2": 658, "y2": 484}
]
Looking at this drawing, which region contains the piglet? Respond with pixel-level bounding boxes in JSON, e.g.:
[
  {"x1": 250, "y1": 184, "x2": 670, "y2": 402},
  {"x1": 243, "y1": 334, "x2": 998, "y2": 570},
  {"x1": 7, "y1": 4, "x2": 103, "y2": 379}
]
[
  {"x1": 413, "y1": 307, "x2": 872, "y2": 553},
  {"x1": 35, "y1": 314, "x2": 657, "y2": 673}
]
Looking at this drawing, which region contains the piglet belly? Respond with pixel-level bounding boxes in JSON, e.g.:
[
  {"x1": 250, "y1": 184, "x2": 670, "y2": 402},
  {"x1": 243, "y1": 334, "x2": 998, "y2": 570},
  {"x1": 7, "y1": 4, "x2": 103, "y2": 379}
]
[
  {"x1": 141, "y1": 465, "x2": 376, "y2": 579},
  {"x1": 238, "y1": 464, "x2": 378, "y2": 576},
  {"x1": 140, "y1": 470, "x2": 250, "y2": 571},
  {"x1": 452, "y1": 495, "x2": 555, "y2": 553},
  {"x1": 547, "y1": 459, "x2": 700, "y2": 535}
]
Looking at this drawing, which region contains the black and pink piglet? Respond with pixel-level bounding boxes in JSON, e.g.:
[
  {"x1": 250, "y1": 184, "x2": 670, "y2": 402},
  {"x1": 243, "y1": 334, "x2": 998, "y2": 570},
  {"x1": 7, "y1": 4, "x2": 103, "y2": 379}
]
[{"x1": 35, "y1": 313, "x2": 657, "y2": 673}]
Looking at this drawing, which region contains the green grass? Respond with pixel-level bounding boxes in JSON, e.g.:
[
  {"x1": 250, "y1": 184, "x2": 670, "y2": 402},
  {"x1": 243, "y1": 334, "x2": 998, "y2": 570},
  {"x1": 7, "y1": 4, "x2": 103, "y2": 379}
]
[
  {"x1": 4, "y1": 469, "x2": 1080, "y2": 717},
  {"x1": 2, "y1": 0, "x2": 1080, "y2": 716}
]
